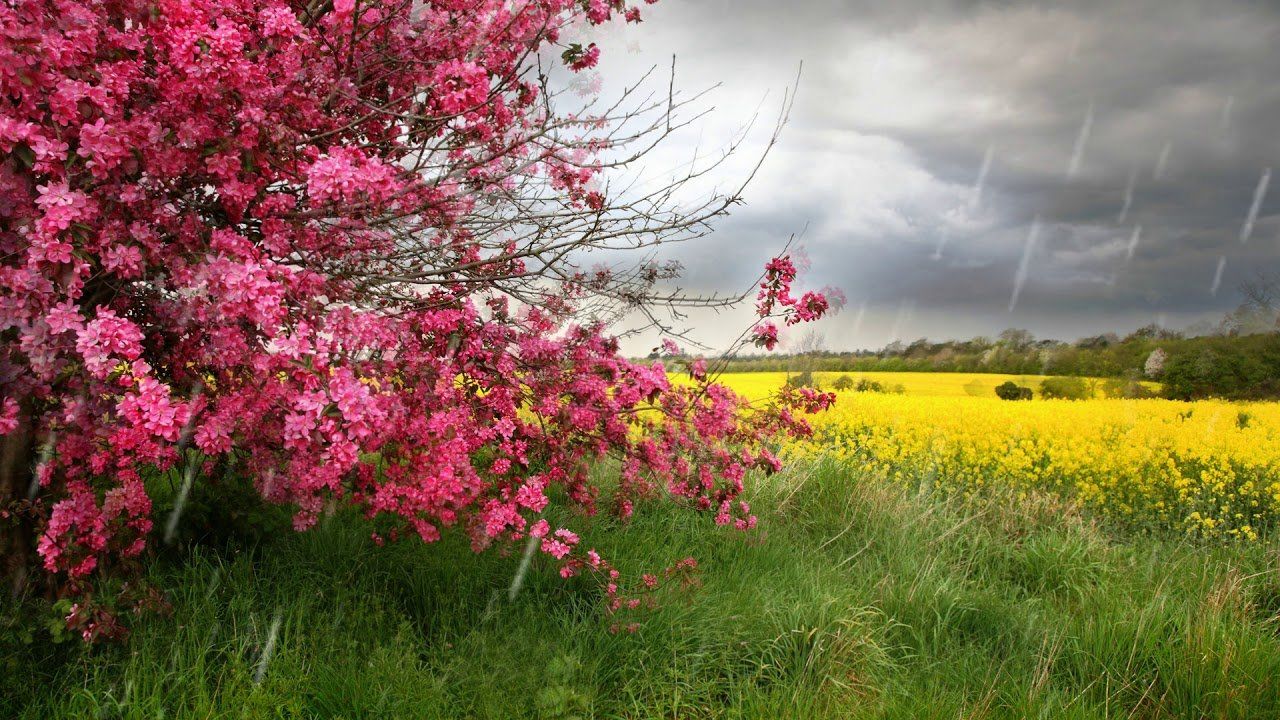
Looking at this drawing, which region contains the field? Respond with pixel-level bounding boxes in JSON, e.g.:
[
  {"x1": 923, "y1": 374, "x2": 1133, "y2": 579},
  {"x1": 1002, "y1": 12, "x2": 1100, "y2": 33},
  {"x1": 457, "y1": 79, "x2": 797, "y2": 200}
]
[
  {"x1": 716, "y1": 372, "x2": 1280, "y2": 540},
  {"x1": 10, "y1": 371, "x2": 1280, "y2": 718},
  {"x1": 708, "y1": 370, "x2": 1158, "y2": 399},
  {"x1": 705, "y1": 370, "x2": 1058, "y2": 400}
]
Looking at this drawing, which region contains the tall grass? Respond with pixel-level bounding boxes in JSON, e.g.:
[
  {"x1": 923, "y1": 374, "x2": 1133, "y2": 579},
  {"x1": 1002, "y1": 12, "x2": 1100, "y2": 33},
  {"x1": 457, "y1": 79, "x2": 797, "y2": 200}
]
[{"x1": 8, "y1": 460, "x2": 1280, "y2": 718}]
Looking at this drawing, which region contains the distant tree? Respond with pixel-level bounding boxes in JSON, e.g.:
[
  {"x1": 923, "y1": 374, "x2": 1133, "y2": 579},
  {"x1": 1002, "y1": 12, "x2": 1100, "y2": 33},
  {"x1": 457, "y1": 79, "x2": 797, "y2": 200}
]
[
  {"x1": 1144, "y1": 348, "x2": 1168, "y2": 378},
  {"x1": 1126, "y1": 324, "x2": 1182, "y2": 342},
  {"x1": 784, "y1": 370, "x2": 818, "y2": 389},
  {"x1": 855, "y1": 378, "x2": 885, "y2": 393},
  {"x1": 995, "y1": 381, "x2": 1033, "y2": 401},
  {"x1": 999, "y1": 328, "x2": 1035, "y2": 350},
  {"x1": 904, "y1": 338, "x2": 932, "y2": 358},
  {"x1": 1039, "y1": 377, "x2": 1091, "y2": 400},
  {"x1": 1076, "y1": 333, "x2": 1120, "y2": 350},
  {"x1": 1101, "y1": 374, "x2": 1157, "y2": 399},
  {"x1": 1160, "y1": 335, "x2": 1280, "y2": 400},
  {"x1": 791, "y1": 330, "x2": 828, "y2": 356},
  {"x1": 1222, "y1": 273, "x2": 1279, "y2": 336},
  {"x1": 832, "y1": 375, "x2": 855, "y2": 391}
]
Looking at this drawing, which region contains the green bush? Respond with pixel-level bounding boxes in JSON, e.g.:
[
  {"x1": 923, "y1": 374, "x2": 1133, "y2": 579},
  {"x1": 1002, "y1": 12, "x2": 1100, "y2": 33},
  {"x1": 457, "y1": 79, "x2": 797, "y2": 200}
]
[
  {"x1": 832, "y1": 375, "x2": 855, "y2": 391},
  {"x1": 1161, "y1": 335, "x2": 1280, "y2": 400},
  {"x1": 1100, "y1": 375, "x2": 1157, "y2": 399},
  {"x1": 855, "y1": 378, "x2": 884, "y2": 393},
  {"x1": 994, "y1": 381, "x2": 1033, "y2": 401},
  {"x1": 1039, "y1": 376, "x2": 1091, "y2": 400},
  {"x1": 784, "y1": 370, "x2": 817, "y2": 389}
]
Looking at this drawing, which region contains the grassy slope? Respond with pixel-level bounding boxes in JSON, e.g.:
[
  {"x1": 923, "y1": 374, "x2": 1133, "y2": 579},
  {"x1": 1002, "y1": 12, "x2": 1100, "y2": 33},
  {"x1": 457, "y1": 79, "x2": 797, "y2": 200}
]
[{"x1": 12, "y1": 461, "x2": 1280, "y2": 719}]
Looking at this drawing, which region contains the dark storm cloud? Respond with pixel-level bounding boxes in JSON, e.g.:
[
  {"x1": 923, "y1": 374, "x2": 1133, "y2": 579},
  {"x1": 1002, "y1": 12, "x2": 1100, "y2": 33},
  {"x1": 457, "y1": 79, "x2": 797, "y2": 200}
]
[{"x1": 596, "y1": 0, "x2": 1280, "y2": 349}]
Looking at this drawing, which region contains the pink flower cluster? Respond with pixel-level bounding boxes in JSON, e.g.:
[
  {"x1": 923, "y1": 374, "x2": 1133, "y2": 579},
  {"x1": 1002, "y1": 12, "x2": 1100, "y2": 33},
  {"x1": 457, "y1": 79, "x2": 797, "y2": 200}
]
[
  {"x1": 751, "y1": 254, "x2": 835, "y2": 349},
  {"x1": 306, "y1": 148, "x2": 402, "y2": 205}
]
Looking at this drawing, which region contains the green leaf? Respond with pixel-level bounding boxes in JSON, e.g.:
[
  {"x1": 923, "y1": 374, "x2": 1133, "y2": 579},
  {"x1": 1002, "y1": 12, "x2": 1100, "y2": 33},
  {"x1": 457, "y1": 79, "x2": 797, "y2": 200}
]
[{"x1": 13, "y1": 143, "x2": 35, "y2": 169}]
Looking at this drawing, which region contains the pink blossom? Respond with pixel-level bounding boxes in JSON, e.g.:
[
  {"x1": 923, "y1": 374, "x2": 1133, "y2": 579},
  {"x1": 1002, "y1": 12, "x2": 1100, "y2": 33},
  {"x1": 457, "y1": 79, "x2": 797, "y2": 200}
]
[
  {"x1": 35, "y1": 182, "x2": 89, "y2": 232},
  {"x1": 76, "y1": 309, "x2": 143, "y2": 378},
  {"x1": 0, "y1": 398, "x2": 19, "y2": 435},
  {"x1": 102, "y1": 245, "x2": 144, "y2": 277},
  {"x1": 117, "y1": 377, "x2": 190, "y2": 443},
  {"x1": 540, "y1": 538, "x2": 571, "y2": 559},
  {"x1": 568, "y1": 44, "x2": 600, "y2": 72},
  {"x1": 586, "y1": 0, "x2": 612, "y2": 23},
  {"x1": 751, "y1": 322, "x2": 779, "y2": 351},
  {"x1": 515, "y1": 479, "x2": 548, "y2": 511},
  {"x1": 305, "y1": 148, "x2": 400, "y2": 204},
  {"x1": 432, "y1": 60, "x2": 490, "y2": 116}
]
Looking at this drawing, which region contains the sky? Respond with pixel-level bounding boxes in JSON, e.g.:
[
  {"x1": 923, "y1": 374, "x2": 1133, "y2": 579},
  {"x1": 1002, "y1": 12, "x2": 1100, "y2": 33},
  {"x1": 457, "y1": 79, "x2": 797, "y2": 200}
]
[{"x1": 576, "y1": 0, "x2": 1280, "y2": 353}]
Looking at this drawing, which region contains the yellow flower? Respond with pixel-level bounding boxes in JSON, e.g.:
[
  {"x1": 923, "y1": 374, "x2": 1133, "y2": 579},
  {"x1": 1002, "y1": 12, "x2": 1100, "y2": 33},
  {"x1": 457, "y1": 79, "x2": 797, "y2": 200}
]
[{"x1": 710, "y1": 372, "x2": 1280, "y2": 541}]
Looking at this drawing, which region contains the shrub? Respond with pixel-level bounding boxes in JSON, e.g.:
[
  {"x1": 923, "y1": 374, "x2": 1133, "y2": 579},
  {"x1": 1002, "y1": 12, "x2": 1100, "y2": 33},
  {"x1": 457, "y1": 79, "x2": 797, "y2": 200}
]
[
  {"x1": 1039, "y1": 377, "x2": 1091, "y2": 400},
  {"x1": 1100, "y1": 376, "x2": 1157, "y2": 399},
  {"x1": 856, "y1": 378, "x2": 886, "y2": 393},
  {"x1": 995, "y1": 381, "x2": 1033, "y2": 401},
  {"x1": 785, "y1": 371, "x2": 818, "y2": 389},
  {"x1": 832, "y1": 375, "x2": 855, "y2": 391}
]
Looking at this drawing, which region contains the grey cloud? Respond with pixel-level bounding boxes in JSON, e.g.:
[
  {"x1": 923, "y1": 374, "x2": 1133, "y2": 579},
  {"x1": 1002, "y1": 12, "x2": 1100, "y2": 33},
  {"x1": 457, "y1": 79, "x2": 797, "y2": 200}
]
[{"x1": 594, "y1": 0, "x2": 1280, "y2": 351}]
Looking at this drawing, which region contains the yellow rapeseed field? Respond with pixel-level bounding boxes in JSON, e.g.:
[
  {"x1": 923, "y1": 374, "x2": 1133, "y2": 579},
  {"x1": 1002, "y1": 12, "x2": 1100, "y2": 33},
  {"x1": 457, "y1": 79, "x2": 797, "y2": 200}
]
[
  {"x1": 707, "y1": 370, "x2": 1117, "y2": 399},
  {"x1": 712, "y1": 372, "x2": 1280, "y2": 540}
]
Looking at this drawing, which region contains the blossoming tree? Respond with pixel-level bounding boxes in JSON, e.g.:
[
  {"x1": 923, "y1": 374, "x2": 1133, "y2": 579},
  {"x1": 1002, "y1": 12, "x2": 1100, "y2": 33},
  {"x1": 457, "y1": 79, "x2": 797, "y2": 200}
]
[{"x1": 0, "y1": 0, "x2": 831, "y2": 637}]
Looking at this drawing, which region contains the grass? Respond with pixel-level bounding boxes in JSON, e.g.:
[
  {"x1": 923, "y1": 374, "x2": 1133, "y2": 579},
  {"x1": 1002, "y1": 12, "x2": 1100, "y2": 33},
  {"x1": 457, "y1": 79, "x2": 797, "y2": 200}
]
[{"x1": 8, "y1": 460, "x2": 1280, "y2": 718}]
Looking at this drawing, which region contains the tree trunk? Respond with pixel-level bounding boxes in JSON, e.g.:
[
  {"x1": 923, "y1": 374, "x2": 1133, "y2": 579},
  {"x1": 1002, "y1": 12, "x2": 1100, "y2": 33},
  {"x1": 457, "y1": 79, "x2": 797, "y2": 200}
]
[{"x1": 1, "y1": 403, "x2": 37, "y2": 599}]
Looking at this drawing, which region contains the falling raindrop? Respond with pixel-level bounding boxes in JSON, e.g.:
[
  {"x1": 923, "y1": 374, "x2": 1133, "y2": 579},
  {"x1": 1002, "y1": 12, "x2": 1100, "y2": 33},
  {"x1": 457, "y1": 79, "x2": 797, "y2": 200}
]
[
  {"x1": 888, "y1": 300, "x2": 914, "y2": 344},
  {"x1": 1125, "y1": 225, "x2": 1142, "y2": 261},
  {"x1": 1239, "y1": 168, "x2": 1271, "y2": 244},
  {"x1": 1210, "y1": 256, "x2": 1227, "y2": 296},
  {"x1": 254, "y1": 609, "x2": 283, "y2": 684},
  {"x1": 9, "y1": 565, "x2": 27, "y2": 602},
  {"x1": 970, "y1": 144, "x2": 994, "y2": 210},
  {"x1": 850, "y1": 302, "x2": 867, "y2": 340},
  {"x1": 1067, "y1": 103, "x2": 1094, "y2": 180},
  {"x1": 507, "y1": 533, "x2": 541, "y2": 601},
  {"x1": 1153, "y1": 142, "x2": 1172, "y2": 181},
  {"x1": 176, "y1": 382, "x2": 205, "y2": 452},
  {"x1": 261, "y1": 468, "x2": 276, "y2": 498},
  {"x1": 28, "y1": 430, "x2": 57, "y2": 501},
  {"x1": 205, "y1": 565, "x2": 222, "y2": 600},
  {"x1": 164, "y1": 460, "x2": 198, "y2": 543},
  {"x1": 1118, "y1": 168, "x2": 1137, "y2": 223},
  {"x1": 1009, "y1": 217, "x2": 1041, "y2": 312}
]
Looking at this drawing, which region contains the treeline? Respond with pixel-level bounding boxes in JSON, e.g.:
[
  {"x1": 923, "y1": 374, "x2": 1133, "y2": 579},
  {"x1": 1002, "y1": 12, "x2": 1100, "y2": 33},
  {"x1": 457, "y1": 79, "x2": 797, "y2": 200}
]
[
  {"x1": 649, "y1": 279, "x2": 1280, "y2": 400},
  {"x1": 713, "y1": 328, "x2": 1280, "y2": 401}
]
